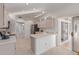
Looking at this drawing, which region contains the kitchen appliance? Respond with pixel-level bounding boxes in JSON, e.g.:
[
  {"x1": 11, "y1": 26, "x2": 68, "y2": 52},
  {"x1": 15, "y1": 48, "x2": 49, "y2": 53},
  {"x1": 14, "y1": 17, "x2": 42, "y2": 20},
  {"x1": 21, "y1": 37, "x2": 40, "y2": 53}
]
[{"x1": 31, "y1": 24, "x2": 40, "y2": 34}]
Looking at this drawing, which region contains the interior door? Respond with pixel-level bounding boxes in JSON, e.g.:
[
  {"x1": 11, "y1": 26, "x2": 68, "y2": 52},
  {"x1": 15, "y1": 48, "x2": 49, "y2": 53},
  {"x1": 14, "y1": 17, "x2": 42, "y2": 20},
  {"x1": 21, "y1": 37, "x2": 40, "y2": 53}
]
[
  {"x1": 61, "y1": 21, "x2": 72, "y2": 50},
  {"x1": 61, "y1": 22, "x2": 68, "y2": 42},
  {"x1": 72, "y1": 17, "x2": 79, "y2": 52},
  {"x1": 57, "y1": 19, "x2": 72, "y2": 50}
]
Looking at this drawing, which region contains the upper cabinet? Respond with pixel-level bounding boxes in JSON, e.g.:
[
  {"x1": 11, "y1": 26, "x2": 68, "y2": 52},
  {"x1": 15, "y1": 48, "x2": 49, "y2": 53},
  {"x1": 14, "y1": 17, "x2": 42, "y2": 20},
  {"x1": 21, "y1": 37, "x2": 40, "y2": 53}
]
[
  {"x1": 38, "y1": 16, "x2": 54, "y2": 29},
  {"x1": 0, "y1": 3, "x2": 4, "y2": 27},
  {"x1": 0, "y1": 4, "x2": 8, "y2": 28}
]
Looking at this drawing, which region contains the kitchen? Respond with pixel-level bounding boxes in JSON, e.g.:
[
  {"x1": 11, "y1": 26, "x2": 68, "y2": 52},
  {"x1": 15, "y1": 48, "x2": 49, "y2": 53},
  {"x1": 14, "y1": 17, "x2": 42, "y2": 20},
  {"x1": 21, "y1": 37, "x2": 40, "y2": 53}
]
[
  {"x1": 0, "y1": 3, "x2": 78, "y2": 55},
  {"x1": 11, "y1": 10, "x2": 57, "y2": 54}
]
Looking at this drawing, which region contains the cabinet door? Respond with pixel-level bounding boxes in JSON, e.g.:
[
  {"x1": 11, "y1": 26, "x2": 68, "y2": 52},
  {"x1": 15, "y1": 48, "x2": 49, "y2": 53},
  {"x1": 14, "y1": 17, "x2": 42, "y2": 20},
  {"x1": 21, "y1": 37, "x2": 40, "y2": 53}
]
[
  {"x1": 0, "y1": 43, "x2": 16, "y2": 55},
  {"x1": 0, "y1": 4, "x2": 3, "y2": 27},
  {"x1": 35, "y1": 37, "x2": 49, "y2": 54},
  {"x1": 35, "y1": 35, "x2": 56, "y2": 54}
]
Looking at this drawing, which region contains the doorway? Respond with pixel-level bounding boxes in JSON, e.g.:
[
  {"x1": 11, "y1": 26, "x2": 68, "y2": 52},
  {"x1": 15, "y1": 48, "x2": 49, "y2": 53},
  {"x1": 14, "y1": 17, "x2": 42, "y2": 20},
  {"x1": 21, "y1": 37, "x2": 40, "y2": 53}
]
[
  {"x1": 57, "y1": 18, "x2": 72, "y2": 50},
  {"x1": 72, "y1": 16, "x2": 79, "y2": 52}
]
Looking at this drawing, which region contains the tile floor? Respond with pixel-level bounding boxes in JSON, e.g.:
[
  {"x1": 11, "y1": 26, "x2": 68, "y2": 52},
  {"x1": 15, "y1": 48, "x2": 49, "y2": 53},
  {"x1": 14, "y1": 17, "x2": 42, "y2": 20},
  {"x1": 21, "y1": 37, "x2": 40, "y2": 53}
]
[{"x1": 16, "y1": 47, "x2": 77, "y2": 55}]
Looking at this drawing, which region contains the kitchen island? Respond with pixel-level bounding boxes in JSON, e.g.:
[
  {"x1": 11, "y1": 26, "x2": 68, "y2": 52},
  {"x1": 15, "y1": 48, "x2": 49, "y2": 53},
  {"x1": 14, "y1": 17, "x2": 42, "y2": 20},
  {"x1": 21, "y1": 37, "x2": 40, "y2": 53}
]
[{"x1": 30, "y1": 32, "x2": 56, "y2": 55}]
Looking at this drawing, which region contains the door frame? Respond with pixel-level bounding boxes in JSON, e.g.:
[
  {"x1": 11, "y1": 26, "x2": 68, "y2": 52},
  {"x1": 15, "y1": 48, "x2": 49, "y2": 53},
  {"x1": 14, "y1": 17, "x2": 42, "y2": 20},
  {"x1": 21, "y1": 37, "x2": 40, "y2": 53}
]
[{"x1": 57, "y1": 18, "x2": 72, "y2": 50}]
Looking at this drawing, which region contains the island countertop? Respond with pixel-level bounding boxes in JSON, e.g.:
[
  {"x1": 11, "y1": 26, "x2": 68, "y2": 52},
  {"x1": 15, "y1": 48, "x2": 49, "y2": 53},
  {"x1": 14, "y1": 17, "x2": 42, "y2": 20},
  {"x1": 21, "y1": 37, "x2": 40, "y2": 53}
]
[
  {"x1": 0, "y1": 36, "x2": 16, "y2": 45},
  {"x1": 30, "y1": 32, "x2": 56, "y2": 39}
]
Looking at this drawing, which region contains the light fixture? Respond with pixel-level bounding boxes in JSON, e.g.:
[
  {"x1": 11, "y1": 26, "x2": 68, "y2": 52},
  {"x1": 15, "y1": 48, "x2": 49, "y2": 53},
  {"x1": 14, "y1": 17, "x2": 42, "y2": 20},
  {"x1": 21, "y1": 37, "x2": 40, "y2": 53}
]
[{"x1": 26, "y1": 3, "x2": 29, "y2": 5}]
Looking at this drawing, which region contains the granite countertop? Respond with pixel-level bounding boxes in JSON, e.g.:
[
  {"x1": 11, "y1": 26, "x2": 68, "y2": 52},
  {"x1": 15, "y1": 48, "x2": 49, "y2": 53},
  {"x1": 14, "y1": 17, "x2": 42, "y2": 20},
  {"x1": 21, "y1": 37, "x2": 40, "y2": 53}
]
[{"x1": 0, "y1": 36, "x2": 16, "y2": 45}]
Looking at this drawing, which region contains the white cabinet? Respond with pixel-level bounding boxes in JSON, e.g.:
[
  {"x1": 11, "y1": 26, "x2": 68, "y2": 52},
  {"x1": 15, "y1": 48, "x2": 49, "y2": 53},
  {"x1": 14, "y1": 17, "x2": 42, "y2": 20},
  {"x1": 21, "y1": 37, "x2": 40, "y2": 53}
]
[
  {"x1": 31, "y1": 34, "x2": 56, "y2": 55},
  {"x1": 0, "y1": 43, "x2": 15, "y2": 55},
  {"x1": 0, "y1": 4, "x2": 4, "y2": 27},
  {"x1": 0, "y1": 4, "x2": 8, "y2": 28},
  {"x1": 38, "y1": 18, "x2": 53, "y2": 29}
]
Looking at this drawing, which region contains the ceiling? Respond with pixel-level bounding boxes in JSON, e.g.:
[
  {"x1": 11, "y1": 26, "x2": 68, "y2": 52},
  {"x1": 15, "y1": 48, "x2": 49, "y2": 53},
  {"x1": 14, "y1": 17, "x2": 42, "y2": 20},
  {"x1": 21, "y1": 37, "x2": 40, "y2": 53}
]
[
  {"x1": 4, "y1": 3, "x2": 79, "y2": 17},
  {"x1": 16, "y1": 11, "x2": 45, "y2": 20}
]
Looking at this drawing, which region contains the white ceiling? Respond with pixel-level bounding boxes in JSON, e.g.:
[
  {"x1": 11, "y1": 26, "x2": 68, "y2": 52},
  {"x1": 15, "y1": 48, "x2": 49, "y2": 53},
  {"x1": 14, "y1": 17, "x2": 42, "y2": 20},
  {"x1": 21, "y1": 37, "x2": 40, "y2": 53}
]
[
  {"x1": 16, "y1": 11, "x2": 45, "y2": 20},
  {"x1": 4, "y1": 3, "x2": 79, "y2": 17}
]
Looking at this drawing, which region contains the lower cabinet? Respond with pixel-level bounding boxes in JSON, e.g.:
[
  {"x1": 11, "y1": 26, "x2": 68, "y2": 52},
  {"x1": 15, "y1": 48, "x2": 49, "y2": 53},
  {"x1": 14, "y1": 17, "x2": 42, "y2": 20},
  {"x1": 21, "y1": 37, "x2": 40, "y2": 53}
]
[
  {"x1": 31, "y1": 34, "x2": 56, "y2": 55},
  {"x1": 0, "y1": 43, "x2": 16, "y2": 55}
]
